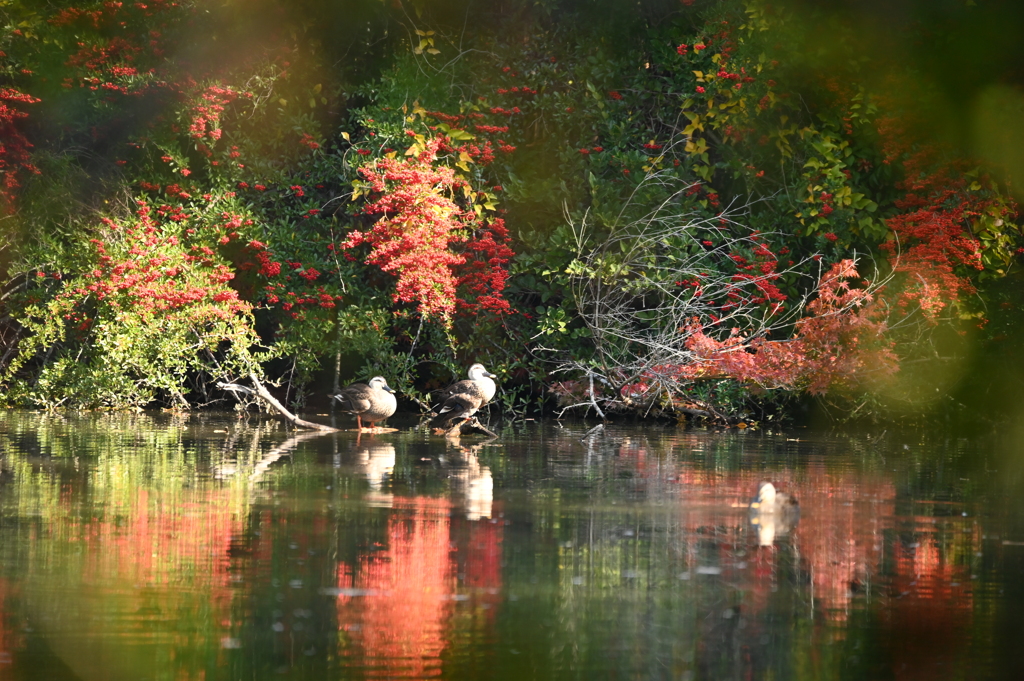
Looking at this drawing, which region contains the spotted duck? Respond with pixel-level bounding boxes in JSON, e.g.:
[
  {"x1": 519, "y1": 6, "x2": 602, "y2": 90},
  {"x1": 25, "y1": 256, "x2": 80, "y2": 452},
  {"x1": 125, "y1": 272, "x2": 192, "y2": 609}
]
[{"x1": 332, "y1": 376, "x2": 397, "y2": 431}]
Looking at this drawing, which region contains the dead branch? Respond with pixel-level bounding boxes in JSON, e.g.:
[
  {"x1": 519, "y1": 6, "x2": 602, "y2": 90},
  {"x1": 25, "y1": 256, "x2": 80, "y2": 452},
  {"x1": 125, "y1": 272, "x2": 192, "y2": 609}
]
[
  {"x1": 247, "y1": 373, "x2": 339, "y2": 432},
  {"x1": 548, "y1": 166, "x2": 891, "y2": 418}
]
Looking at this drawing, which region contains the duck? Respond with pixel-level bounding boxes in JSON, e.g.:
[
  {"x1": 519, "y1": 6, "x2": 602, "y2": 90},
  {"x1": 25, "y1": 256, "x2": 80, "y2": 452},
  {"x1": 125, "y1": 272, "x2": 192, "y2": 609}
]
[
  {"x1": 749, "y1": 481, "x2": 800, "y2": 545},
  {"x1": 750, "y1": 481, "x2": 799, "y2": 513},
  {"x1": 432, "y1": 363, "x2": 497, "y2": 428},
  {"x1": 332, "y1": 376, "x2": 397, "y2": 431}
]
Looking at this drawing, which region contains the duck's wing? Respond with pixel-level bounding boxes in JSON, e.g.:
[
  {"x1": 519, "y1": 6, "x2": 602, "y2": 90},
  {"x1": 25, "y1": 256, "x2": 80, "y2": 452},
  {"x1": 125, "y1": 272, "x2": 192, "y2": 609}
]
[
  {"x1": 438, "y1": 379, "x2": 476, "y2": 401},
  {"x1": 333, "y1": 384, "x2": 373, "y2": 413},
  {"x1": 432, "y1": 393, "x2": 482, "y2": 426},
  {"x1": 435, "y1": 380, "x2": 486, "y2": 410}
]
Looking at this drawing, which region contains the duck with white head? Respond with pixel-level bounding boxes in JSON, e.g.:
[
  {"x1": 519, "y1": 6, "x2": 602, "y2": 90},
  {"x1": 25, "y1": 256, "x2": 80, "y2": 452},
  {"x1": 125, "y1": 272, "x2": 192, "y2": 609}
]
[
  {"x1": 432, "y1": 363, "x2": 498, "y2": 428},
  {"x1": 749, "y1": 481, "x2": 800, "y2": 546},
  {"x1": 332, "y1": 376, "x2": 398, "y2": 431}
]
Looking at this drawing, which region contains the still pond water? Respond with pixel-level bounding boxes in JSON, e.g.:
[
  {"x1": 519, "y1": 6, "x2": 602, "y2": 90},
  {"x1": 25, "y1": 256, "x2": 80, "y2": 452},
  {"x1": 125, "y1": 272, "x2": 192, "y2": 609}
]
[{"x1": 0, "y1": 411, "x2": 1022, "y2": 680}]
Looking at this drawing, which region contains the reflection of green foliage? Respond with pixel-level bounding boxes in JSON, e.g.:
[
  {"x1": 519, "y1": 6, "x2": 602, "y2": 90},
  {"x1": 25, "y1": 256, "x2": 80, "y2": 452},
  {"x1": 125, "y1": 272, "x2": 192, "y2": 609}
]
[
  {"x1": 0, "y1": 412, "x2": 308, "y2": 680},
  {"x1": 0, "y1": 413, "x2": 1009, "y2": 677}
]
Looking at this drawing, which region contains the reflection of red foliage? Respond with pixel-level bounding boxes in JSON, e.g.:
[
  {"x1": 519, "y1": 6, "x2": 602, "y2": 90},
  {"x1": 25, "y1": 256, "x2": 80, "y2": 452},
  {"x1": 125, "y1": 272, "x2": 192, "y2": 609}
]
[
  {"x1": 668, "y1": 458, "x2": 893, "y2": 621},
  {"x1": 75, "y1": 487, "x2": 242, "y2": 625},
  {"x1": 661, "y1": 451, "x2": 976, "y2": 632},
  {"x1": 335, "y1": 496, "x2": 503, "y2": 676},
  {"x1": 671, "y1": 467, "x2": 845, "y2": 618},
  {"x1": 792, "y1": 464, "x2": 896, "y2": 622},
  {"x1": 452, "y1": 514, "x2": 504, "y2": 625},
  {"x1": 337, "y1": 497, "x2": 455, "y2": 677},
  {"x1": 0, "y1": 578, "x2": 22, "y2": 660},
  {"x1": 883, "y1": 523, "x2": 976, "y2": 680}
]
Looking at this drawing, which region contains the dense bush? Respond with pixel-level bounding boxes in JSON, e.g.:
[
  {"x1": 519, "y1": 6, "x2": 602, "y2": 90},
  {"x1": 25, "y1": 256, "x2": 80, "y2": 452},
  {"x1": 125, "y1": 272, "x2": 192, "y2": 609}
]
[{"x1": 0, "y1": 0, "x2": 1020, "y2": 420}]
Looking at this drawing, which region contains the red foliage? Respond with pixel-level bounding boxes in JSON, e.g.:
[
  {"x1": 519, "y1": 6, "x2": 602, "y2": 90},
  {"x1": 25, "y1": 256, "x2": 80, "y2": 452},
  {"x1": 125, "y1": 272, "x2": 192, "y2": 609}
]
[
  {"x1": 785, "y1": 259, "x2": 897, "y2": 393},
  {"x1": 644, "y1": 260, "x2": 896, "y2": 396},
  {"x1": 454, "y1": 217, "x2": 515, "y2": 316},
  {"x1": 343, "y1": 136, "x2": 514, "y2": 322},
  {"x1": 60, "y1": 201, "x2": 250, "y2": 328},
  {"x1": 875, "y1": 112, "x2": 1011, "y2": 320},
  {"x1": 187, "y1": 85, "x2": 239, "y2": 143},
  {"x1": 0, "y1": 89, "x2": 41, "y2": 214}
]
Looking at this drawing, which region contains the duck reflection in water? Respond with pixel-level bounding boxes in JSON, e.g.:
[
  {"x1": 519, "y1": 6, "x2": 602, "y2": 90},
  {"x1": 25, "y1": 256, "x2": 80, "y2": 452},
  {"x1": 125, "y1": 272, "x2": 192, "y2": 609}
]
[
  {"x1": 357, "y1": 443, "x2": 396, "y2": 491},
  {"x1": 447, "y1": 438, "x2": 494, "y2": 521},
  {"x1": 749, "y1": 481, "x2": 800, "y2": 546},
  {"x1": 354, "y1": 442, "x2": 396, "y2": 508}
]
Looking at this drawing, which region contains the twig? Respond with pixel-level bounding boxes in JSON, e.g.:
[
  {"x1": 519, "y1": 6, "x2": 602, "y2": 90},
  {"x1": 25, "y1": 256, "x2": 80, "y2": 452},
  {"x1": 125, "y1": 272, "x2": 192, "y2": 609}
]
[{"x1": 587, "y1": 372, "x2": 607, "y2": 420}]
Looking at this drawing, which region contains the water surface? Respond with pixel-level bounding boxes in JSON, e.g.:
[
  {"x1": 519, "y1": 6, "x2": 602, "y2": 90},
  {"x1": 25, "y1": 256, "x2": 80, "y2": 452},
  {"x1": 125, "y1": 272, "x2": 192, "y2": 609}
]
[{"x1": 0, "y1": 412, "x2": 1021, "y2": 680}]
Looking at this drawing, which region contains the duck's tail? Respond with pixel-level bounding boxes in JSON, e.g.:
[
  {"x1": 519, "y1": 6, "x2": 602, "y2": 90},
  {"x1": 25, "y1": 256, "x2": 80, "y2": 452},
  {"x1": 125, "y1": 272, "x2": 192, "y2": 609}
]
[{"x1": 331, "y1": 393, "x2": 354, "y2": 411}]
